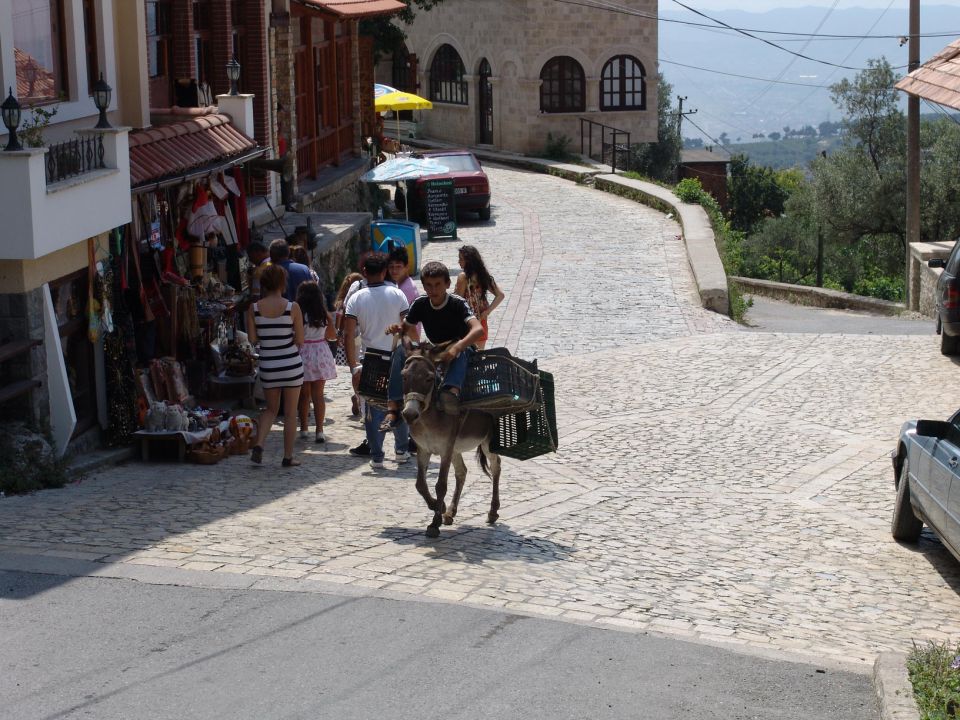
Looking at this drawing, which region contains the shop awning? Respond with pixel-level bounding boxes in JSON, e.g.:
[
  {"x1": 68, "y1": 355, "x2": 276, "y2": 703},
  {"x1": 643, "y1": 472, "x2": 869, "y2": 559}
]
[
  {"x1": 293, "y1": 0, "x2": 406, "y2": 18},
  {"x1": 129, "y1": 114, "x2": 264, "y2": 190},
  {"x1": 895, "y1": 38, "x2": 960, "y2": 111}
]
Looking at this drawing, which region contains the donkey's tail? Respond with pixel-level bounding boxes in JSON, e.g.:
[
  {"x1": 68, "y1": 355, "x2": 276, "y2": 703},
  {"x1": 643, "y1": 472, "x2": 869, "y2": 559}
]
[{"x1": 476, "y1": 447, "x2": 492, "y2": 479}]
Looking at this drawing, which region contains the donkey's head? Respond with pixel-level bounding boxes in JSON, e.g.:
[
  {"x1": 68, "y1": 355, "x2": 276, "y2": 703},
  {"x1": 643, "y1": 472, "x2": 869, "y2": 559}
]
[{"x1": 400, "y1": 338, "x2": 451, "y2": 425}]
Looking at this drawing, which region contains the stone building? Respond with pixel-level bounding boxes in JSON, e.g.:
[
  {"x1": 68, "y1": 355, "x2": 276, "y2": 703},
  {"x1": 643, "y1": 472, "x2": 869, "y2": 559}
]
[{"x1": 378, "y1": 0, "x2": 658, "y2": 156}]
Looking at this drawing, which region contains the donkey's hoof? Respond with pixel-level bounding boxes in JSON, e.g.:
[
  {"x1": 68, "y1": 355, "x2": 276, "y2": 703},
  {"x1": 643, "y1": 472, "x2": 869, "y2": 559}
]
[
  {"x1": 487, "y1": 512, "x2": 499, "y2": 525},
  {"x1": 442, "y1": 513, "x2": 454, "y2": 526},
  {"x1": 425, "y1": 525, "x2": 441, "y2": 538}
]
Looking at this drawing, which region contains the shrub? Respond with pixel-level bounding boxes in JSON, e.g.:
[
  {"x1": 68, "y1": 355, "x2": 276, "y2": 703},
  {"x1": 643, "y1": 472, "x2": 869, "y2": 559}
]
[
  {"x1": 0, "y1": 424, "x2": 69, "y2": 495},
  {"x1": 675, "y1": 177, "x2": 705, "y2": 204},
  {"x1": 908, "y1": 640, "x2": 960, "y2": 720},
  {"x1": 543, "y1": 132, "x2": 573, "y2": 161}
]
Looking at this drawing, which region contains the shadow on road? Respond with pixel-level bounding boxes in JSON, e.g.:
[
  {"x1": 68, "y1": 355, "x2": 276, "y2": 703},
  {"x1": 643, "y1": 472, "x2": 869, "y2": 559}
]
[
  {"x1": 897, "y1": 530, "x2": 960, "y2": 596},
  {"x1": 377, "y1": 522, "x2": 573, "y2": 564}
]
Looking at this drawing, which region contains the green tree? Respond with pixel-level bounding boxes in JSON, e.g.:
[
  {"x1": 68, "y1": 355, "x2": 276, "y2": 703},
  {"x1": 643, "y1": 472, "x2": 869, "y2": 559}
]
[
  {"x1": 625, "y1": 78, "x2": 681, "y2": 182},
  {"x1": 360, "y1": 0, "x2": 447, "y2": 60},
  {"x1": 727, "y1": 154, "x2": 789, "y2": 233}
]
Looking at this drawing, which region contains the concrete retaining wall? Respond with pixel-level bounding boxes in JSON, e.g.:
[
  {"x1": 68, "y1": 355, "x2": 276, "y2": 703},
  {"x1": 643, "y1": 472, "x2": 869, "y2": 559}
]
[{"x1": 731, "y1": 276, "x2": 906, "y2": 315}]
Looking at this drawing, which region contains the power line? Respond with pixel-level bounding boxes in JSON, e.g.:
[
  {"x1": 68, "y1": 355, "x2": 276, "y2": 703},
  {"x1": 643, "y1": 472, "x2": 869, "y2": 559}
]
[
  {"x1": 668, "y1": 0, "x2": 906, "y2": 71},
  {"x1": 922, "y1": 98, "x2": 960, "y2": 128},
  {"x1": 549, "y1": 0, "x2": 960, "y2": 40},
  {"x1": 660, "y1": 59, "x2": 829, "y2": 88}
]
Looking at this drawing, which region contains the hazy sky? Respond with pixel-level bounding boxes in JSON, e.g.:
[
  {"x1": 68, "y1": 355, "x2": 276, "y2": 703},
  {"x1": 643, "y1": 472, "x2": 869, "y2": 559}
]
[{"x1": 673, "y1": 1, "x2": 960, "y2": 9}]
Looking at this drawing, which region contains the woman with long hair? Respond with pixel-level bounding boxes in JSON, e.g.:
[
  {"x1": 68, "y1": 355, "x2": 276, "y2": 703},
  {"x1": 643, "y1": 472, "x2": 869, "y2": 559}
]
[
  {"x1": 246, "y1": 263, "x2": 304, "y2": 466},
  {"x1": 454, "y1": 245, "x2": 505, "y2": 350},
  {"x1": 295, "y1": 281, "x2": 337, "y2": 443}
]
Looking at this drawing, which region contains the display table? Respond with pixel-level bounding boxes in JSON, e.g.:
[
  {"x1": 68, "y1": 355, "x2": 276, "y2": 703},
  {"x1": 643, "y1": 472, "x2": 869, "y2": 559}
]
[
  {"x1": 133, "y1": 428, "x2": 213, "y2": 462},
  {"x1": 207, "y1": 372, "x2": 256, "y2": 407}
]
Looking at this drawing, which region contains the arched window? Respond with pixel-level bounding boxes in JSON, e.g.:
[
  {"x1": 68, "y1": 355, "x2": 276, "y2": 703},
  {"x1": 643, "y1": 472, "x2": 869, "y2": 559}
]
[
  {"x1": 429, "y1": 44, "x2": 467, "y2": 105},
  {"x1": 540, "y1": 56, "x2": 585, "y2": 113},
  {"x1": 601, "y1": 55, "x2": 646, "y2": 111}
]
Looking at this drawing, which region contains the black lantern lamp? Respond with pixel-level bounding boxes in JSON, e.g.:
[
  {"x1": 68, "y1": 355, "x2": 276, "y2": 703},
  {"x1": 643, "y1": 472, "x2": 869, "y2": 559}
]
[
  {"x1": 226, "y1": 57, "x2": 241, "y2": 96},
  {"x1": 2, "y1": 87, "x2": 22, "y2": 151},
  {"x1": 92, "y1": 73, "x2": 112, "y2": 129}
]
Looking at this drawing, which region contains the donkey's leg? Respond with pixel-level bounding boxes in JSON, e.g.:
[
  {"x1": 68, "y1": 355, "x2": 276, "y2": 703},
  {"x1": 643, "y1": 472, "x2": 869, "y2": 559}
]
[
  {"x1": 426, "y1": 452, "x2": 453, "y2": 538},
  {"x1": 414, "y1": 450, "x2": 438, "y2": 511},
  {"x1": 485, "y1": 447, "x2": 502, "y2": 525},
  {"x1": 443, "y1": 453, "x2": 469, "y2": 525}
]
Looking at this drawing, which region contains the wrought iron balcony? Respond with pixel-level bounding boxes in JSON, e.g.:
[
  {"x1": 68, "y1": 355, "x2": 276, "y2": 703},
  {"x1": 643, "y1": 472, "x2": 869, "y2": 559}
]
[{"x1": 44, "y1": 134, "x2": 106, "y2": 185}]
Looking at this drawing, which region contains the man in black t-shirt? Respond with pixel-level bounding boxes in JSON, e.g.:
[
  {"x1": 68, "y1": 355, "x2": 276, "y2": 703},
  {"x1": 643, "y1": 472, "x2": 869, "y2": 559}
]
[{"x1": 383, "y1": 261, "x2": 484, "y2": 425}]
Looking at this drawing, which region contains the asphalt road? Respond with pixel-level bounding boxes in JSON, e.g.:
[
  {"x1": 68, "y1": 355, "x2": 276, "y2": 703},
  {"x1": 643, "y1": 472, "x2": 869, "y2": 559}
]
[
  {"x1": 742, "y1": 295, "x2": 933, "y2": 335},
  {"x1": 0, "y1": 570, "x2": 876, "y2": 720}
]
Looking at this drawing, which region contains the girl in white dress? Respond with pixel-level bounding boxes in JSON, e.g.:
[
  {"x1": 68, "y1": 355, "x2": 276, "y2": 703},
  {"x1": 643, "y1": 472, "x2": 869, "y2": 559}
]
[{"x1": 295, "y1": 281, "x2": 337, "y2": 443}]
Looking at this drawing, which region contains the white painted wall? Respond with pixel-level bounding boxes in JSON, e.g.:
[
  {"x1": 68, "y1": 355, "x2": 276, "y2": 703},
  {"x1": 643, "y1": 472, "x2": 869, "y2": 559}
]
[
  {"x1": 42, "y1": 283, "x2": 76, "y2": 456},
  {"x1": 0, "y1": 128, "x2": 131, "y2": 260}
]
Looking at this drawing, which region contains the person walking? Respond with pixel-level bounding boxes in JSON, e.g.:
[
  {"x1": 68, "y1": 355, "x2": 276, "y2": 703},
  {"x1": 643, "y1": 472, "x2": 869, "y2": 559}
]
[
  {"x1": 454, "y1": 245, "x2": 504, "y2": 350},
  {"x1": 247, "y1": 263, "x2": 305, "y2": 467},
  {"x1": 334, "y1": 272, "x2": 364, "y2": 418},
  {"x1": 269, "y1": 239, "x2": 312, "y2": 301},
  {"x1": 295, "y1": 281, "x2": 337, "y2": 443},
  {"x1": 341, "y1": 253, "x2": 411, "y2": 469}
]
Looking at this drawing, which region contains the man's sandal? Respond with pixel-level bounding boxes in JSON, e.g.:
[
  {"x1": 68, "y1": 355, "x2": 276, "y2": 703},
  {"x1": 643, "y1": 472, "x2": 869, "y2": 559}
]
[{"x1": 378, "y1": 410, "x2": 401, "y2": 432}]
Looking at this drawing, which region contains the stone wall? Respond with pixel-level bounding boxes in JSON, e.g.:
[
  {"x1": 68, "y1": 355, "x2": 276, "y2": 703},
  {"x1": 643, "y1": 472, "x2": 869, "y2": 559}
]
[
  {"x1": 909, "y1": 240, "x2": 954, "y2": 317},
  {"x1": 390, "y1": 0, "x2": 658, "y2": 155},
  {"x1": 0, "y1": 288, "x2": 48, "y2": 425}
]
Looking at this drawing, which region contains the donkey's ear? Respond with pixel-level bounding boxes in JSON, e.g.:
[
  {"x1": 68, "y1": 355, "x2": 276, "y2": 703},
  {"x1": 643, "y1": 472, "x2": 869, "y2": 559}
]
[
  {"x1": 427, "y1": 340, "x2": 453, "y2": 361},
  {"x1": 401, "y1": 336, "x2": 415, "y2": 354}
]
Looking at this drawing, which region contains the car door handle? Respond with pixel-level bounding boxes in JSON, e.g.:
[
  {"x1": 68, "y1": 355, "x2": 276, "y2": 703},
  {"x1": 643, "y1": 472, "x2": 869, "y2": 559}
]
[{"x1": 951, "y1": 457, "x2": 959, "y2": 468}]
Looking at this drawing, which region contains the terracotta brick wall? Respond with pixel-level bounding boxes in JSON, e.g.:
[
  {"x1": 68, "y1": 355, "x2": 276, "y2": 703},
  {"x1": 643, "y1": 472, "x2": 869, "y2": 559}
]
[
  {"x1": 172, "y1": 0, "x2": 196, "y2": 82},
  {"x1": 211, "y1": 0, "x2": 233, "y2": 96}
]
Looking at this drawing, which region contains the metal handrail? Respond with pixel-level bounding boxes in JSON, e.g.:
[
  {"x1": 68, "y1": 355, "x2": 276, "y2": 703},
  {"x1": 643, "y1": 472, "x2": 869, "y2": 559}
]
[
  {"x1": 45, "y1": 134, "x2": 105, "y2": 185},
  {"x1": 579, "y1": 117, "x2": 631, "y2": 173}
]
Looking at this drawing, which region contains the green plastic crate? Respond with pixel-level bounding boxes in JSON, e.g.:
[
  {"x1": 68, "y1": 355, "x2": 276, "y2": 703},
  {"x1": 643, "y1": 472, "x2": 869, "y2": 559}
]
[{"x1": 491, "y1": 371, "x2": 557, "y2": 460}]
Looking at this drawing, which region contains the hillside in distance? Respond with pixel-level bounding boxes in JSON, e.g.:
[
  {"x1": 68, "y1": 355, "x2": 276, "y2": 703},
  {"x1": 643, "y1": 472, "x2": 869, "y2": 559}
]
[{"x1": 659, "y1": 5, "x2": 960, "y2": 142}]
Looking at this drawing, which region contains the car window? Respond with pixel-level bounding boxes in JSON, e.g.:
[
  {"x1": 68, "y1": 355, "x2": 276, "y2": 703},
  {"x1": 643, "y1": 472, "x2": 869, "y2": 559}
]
[
  {"x1": 423, "y1": 155, "x2": 480, "y2": 172},
  {"x1": 946, "y1": 240, "x2": 960, "y2": 275},
  {"x1": 948, "y1": 417, "x2": 960, "y2": 449}
]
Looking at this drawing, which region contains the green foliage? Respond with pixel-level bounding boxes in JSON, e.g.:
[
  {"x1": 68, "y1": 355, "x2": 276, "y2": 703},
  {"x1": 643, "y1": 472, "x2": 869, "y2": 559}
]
[
  {"x1": 360, "y1": 0, "x2": 447, "y2": 60},
  {"x1": 727, "y1": 154, "x2": 789, "y2": 233},
  {"x1": 675, "y1": 177, "x2": 706, "y2": 203},
  {"x1": 542, "y1": 132, "x2": 574, "y2": 161},
  {"x1": 908, "y1": 640, "x2": 960, "y2": 720},
  {"x1": 0, "y1": 428, "x2": 69, "y2": 495},
  {"x1": 625, "y1": 79, "x2": 681, "y2": 182},
  {"x1": 19, "y1": 104, "x2": 59, "y2": 148}
]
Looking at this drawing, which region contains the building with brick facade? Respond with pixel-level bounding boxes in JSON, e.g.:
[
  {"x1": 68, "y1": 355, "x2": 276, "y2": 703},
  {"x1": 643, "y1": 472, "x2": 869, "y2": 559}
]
[
  {"x1": 269, "y1": 0, "x2": 403, "y2": 209},
  {"x1": 680, "y1": 147, "x2": 730, "y2": 210},
  {"x1": 378, "y1": 0, "x2": 659, "y2": 156}
]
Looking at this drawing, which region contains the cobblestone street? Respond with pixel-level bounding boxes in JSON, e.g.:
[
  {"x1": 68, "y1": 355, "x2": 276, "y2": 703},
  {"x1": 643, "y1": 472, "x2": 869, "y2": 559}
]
[{"x1": 3, "y1": 165, "x2": 960, "y2": 668}]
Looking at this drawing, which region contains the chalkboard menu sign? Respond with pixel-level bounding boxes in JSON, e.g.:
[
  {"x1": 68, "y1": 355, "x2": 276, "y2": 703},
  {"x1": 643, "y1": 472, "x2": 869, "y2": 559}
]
[{"x1": 423, "y1": 178, "x2": 457, "y2": 240}]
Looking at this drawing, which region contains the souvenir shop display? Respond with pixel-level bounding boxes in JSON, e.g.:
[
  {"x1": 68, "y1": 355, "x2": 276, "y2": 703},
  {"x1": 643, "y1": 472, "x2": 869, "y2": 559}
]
[{"x1": 91, "y1": 165, "x2": 263, "y2": 462}]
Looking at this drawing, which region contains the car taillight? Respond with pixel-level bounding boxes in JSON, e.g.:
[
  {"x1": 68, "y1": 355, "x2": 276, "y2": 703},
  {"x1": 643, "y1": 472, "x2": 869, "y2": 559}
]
[{"x1": 946, "y1": 283, "x2": 960, "y2": 309}]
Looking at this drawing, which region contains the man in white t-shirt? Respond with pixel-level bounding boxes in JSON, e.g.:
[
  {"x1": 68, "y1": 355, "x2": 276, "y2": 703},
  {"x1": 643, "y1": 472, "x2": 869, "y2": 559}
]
[{"x1": 342, "y1": 253, "x2": 410, "y2": 469}]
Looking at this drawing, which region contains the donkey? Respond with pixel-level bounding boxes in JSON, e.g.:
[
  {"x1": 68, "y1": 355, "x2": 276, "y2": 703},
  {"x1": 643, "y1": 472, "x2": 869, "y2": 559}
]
[{"x1": 398, "y1": 338, "x2": 502, "y2": 538}]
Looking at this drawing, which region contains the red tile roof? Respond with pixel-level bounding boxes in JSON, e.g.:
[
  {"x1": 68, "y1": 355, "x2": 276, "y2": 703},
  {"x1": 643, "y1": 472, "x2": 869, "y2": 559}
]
[
  {"x1": 896, "y1": 39, "x2": 960, "y2": 111},
  {"x1": 297, "y1": 0, "x2": 406, "y2": 18},
  {"x1": 14, "y1": 47, "x2": 56, "y2": 104},
  {"x1": 128, "y1": 114, "x2": 258, "y2": 188}
]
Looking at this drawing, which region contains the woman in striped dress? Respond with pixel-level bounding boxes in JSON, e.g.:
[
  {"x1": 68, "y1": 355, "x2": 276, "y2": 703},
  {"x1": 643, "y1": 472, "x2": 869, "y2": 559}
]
[{"x1": 246, "y1": 263, "x2": 305, "y2": 467}]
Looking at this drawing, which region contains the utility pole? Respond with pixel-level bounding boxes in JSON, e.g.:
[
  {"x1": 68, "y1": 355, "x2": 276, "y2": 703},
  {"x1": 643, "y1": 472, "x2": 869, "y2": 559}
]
[
  {"x1": 675, "y1": 96, "x2": 698, "y2": 139},
  {"x1": 905, "y1": 0, "x2": 920, "y2": 307}
]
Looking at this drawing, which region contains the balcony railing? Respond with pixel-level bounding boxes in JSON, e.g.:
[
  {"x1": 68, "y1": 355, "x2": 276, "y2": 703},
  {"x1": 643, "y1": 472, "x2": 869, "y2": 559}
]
[{"x1": 45, "y1": 134, "x2": 106, "y2": 185}]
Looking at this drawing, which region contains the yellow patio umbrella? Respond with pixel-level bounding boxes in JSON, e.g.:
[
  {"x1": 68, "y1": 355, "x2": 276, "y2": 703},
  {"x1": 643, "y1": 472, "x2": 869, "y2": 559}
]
[{"x1": 374, "y1": 83, "x2": 432, "y2": 138}]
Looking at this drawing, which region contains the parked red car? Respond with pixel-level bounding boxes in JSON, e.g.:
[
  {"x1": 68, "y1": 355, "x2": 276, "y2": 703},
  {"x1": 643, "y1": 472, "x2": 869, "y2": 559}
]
[{"x1": 395, "y1": 150, "x2": 492, "y2": 222}]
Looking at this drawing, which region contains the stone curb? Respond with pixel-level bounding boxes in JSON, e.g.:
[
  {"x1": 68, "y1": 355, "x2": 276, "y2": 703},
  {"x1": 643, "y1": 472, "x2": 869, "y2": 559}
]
[
  {"x1": 874, "y1": 652, "x2": 920, "y2": 720},
  {"x1": 66, "y1": 445, "x2": 136, "y2": 479},
  {"x1": 732, "y1": 276, "x2": 907, "y2": 316}
]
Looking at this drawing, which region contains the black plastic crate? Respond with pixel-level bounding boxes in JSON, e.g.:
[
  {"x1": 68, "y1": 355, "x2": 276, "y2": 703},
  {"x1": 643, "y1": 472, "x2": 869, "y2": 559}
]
[
  {"x1": 358, "y1": 349, "x2": 392, "y2": 407},
  {"x1": 461, "y1": 348, "x2": 541, "y2": 413},
  {"x1": 492, "y1": 371, "x2": 557, "y2": 460}
]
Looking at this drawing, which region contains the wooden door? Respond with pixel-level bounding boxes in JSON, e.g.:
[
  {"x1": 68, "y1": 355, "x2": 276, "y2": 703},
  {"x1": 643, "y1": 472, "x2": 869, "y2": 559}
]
[{"x1": 478, "y1": 58, "x2": 493, "y2": 145}]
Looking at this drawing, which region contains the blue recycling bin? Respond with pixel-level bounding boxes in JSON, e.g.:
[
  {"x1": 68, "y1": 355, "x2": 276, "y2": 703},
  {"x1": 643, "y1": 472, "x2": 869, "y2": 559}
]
[{"x1": 371, "y1": 220, "x2": 421, "y2": 277}]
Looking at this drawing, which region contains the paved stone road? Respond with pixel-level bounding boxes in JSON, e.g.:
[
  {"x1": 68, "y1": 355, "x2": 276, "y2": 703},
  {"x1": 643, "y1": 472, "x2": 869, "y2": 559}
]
[{"x1": 3, "y1": 165, "x2": 960, "y2": 668}]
